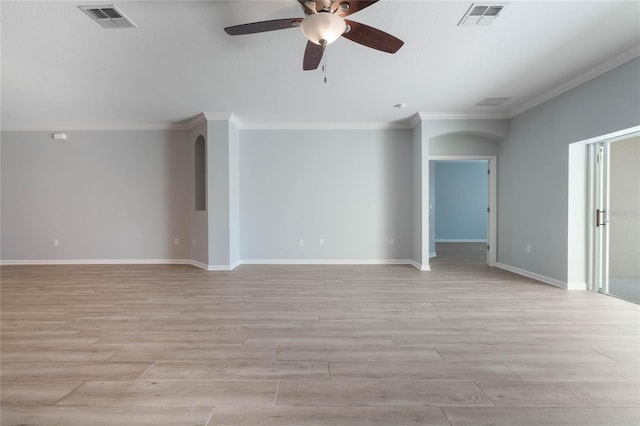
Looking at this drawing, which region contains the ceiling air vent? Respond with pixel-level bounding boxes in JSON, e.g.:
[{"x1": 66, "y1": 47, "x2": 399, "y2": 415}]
[
  {"x1": 458, "y1": 3, "x2": 507, "y2": 26},
  {"x1": 475, "y1": 97, "x2": 511, "y2": 107},
  {"x1": 79, "y1": 5, "x2": 136, "y2": 29}
]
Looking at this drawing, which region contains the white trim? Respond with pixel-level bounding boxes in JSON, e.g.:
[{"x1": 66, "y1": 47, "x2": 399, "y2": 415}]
[
  {"x1": 179, "y1": 114, "x2": 207, "y2": 130},
  {"x1": 203, "y1": 112, "x2": 235, "y2": 122},
  {"x1": 572, "y1": 126, "x2": 640, "y2": 294},
  {"x1": 496, "y1": 262, "x2": 572, "y2": 290},
  {"x1": 567, "y1": 282, "x2": 588, "y2": 291},
  {"x1": 0, "y1": 113, "x2": 244, "y2": 132},
  {"x1": 206, "y1": 264, "x2": 236, "y2": 271},
  {"x1": 190, "y1": 260, "x2": 240, "y2": 271},
  {"x1": 508, "y1": 44, "x2": 640, "y2": 118},
  {"x1": 417, "y1": 262, "x2": 431, "y2": 271},
  {"x1": 569, "y1": 125, "x2": 640, "y2": 147},
  {"x1": 0, "y1": 259, "x2": 192, "y2": 266},
  {"x1": 228, "y1": 114, "x2": 243, "y2": 129},
  {"x1": 417, "y1": 112, "x2": 509, "y2": 120},
  {"x1": 189, "y1": 260, "x2": 210, "y2": 270},
  {"x1": 0, "y1": 258, "x2": 432, "y2": 271},
  {"x1": 239, "y1": 121, "x2": 414, "y2": 130},
  {"x1": 0, "y1": 122, "x2": 189, "y2": 132},
  {"x1": 435, "y1": 239, "x2": 487, "y2": 243},
  {"x1": 240, "y1": 259, "x2": 420, "y2": 267},
  {"x1": 407, "y1": 259, "x2": 430, "y2": 271},
  {"x1": 429, "y1": 155, "x2": 497, "y2": 267},
  {"x1": 429, "y1": 252, "x2": 437, "y2": 258},
  {"x1": 0, "y1": 258, "x2": 243, "y2": 272},
  {"x1": 203, "y1": 112, "x2": 243, "y2": 128}
]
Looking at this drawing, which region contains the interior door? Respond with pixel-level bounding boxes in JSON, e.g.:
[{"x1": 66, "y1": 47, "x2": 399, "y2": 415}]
[
  {"x1": 591, "y1": 135, "x2": 640, "y2": 303},
  {"x1": 607, "y1": 137, "x2": 640, "y2": 303}
]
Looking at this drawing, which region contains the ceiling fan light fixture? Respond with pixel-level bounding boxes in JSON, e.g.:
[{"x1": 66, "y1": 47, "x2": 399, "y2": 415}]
[{"x1": 300, "y1": 12, "x2": 346, "y2": 45}]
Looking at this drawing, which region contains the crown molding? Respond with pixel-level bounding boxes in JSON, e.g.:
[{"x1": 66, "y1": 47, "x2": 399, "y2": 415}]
[
  {"x1": 417, "y1": 112, "x2": 510, "y2": 120},
  {"x1": 228, "y1": 114, "x2": 242, "y2": 129},
  {"x1": 181, "y1": 112, "x2": 243, "y2": 129},
  {"x1": 178, "y1": 114, "x2": 207, "y2": 130},
  {"x1": 203, "y1": 112, "x2": 234, "y2": 122},
  {"x1": 409, "y1": 112, "x2": 509, "y2": 127},
  {"x1": 239, "y1": 121, "x2": 415, "y2": 130},
  {"x1": 1, "y1": 113, "x2": 244, "y2": 132},
  {"x1": 0, "y1": 122, "x2": 188, "y2": 132},
  {"x1": 507, "y1": 44, "x2": 640, "y2": 118}
]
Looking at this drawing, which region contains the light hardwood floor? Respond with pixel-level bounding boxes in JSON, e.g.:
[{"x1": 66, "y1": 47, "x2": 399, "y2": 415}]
[{"x1": 1, "y1": 249, "x2": 639, "y2": 425}]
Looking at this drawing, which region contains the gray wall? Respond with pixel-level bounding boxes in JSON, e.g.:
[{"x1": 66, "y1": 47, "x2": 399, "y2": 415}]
[
  {"x1": 499, "y1": 57, "x2": 640, "y2": 283},
  {"x1": 430, "y1": 133, "x2": 499, "y2": 156},
  {"x1": 1, "y1": 130, "x2": 190, "y2": 261},
  {"x1": 240, "y1": 129, "x2": 413, "y2": 261},
  {"x1": 434, "y1": 161, "x2": 488, "y2": 241}
]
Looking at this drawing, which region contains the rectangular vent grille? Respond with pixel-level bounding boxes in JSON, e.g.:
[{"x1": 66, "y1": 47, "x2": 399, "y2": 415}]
[
  {"x1": 79, "y1": 5, "x2": 136, "y2": 29},
  {"x1": 458, "y1": 3, "x2": 507, "y2": 26},
  {"x1": 475, "y1": 97, "x2": 511, "y2": 107}
]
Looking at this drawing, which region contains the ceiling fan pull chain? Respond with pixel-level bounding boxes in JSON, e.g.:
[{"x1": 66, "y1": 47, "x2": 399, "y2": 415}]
[{"x1": 323, "y1": 49, "x2": 328, "y2": 83}]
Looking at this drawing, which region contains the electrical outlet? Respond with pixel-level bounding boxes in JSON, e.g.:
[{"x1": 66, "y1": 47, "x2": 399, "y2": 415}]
[
  {"x1": 174, "y1": 238, "x2": 180, "y2": 246},
  {"x1": 192, "y1": 240, "x2": 196, "y2": 247},
  {"x1": 319, "y1": 239, "x2": 324, "y2": 246},
  {"x1": 52, "y1": 239, "x2": 59, "y2": 247},
  {"x1": 389, "y1": 238, "x2": 395, "y2": 246},
  {"x1": 298, "y1": 239, "x2": 304, "y2": 247},
  {"x1": 526, "y1": 244, "x2": 532, "y2": 254}
]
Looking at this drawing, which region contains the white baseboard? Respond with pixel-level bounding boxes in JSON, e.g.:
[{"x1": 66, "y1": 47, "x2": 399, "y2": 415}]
[
  {"x1": 566, "y1": 281, "x2": 588, "y2": 291},
  {"x1": 189, "y1": 260, "x2": 209, "y2": 270},
  {"x1": 181, "y1": 260, "x2": 241, "y2": 271},
  {"x1": 435, "y1": 239, "x2": 488, "y2": 243},
  {"x1": 0, "y1": 259, "x2": 192, "y2": 266},
  {"x1": 407, "y1": 259, "x2": 430, "y2": 271},
  {"x1": 1, "y1": 258, "x2": 428, "y2": 272},
  {"x1": 206, "y1": 264, "x2": 238, "y2": 271},
  {"x1": 496, "y1": 262, "x2": 578, "y2": 290},
  {"x1": 240, "y1": 258, "x2": 419, "y2": 267}
]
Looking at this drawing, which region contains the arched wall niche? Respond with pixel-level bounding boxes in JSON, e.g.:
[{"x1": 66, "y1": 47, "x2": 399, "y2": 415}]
[{"x1": 194, "y1": 135, "x2": 206, "y2": 211}]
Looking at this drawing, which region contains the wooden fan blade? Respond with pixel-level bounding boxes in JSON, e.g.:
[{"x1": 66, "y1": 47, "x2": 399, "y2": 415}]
[
  {"x1": 303, "y1": 41, "x2": 325, "y2": 70},
  {"x1": 342, "y1": 20, "x2": 403, "y2": 53},
  {"x1": 224, "y1": 18, "x2": 302, "y2": 35},
  {"x1": 335, "y1": 1, "x2": 380, "y2": 17}
]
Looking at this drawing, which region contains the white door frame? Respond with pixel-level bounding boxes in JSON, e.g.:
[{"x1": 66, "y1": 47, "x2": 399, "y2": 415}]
[
  {"x1": 586, "y1": 129, "x2": 640, "y2": 294},
  {"x1": 574, "y1": 125, "x2": 640, "y2": 293},
  {"x1": 429, "y1": 155, "x2": 497, "y2": 267}
]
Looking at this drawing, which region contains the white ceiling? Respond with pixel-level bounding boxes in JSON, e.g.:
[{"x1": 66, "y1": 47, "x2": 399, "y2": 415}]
[{"x1": 1, "y1": 0, "x2": 639, "y2": 129}]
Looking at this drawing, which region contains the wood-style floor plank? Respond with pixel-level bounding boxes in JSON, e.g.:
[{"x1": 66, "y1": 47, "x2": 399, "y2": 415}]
[
  {"x1": 443, "y1": 407, "x2": 640, "y2": 426},
  {"x1": 56, "y1": 380, "x2": 278, "y2": 407},
  {"x1": 0, "y1": 406, "x2": 214, "y2": 426},
  {"x1": 1, "y1": 244, "x2": 638, "y2": 425},
  {"x1": 210, "y1": 406, "x2": 450, "y2": 425},
  {"x1": 276, "y1": 380, "x2": 494, "y2": 407}
]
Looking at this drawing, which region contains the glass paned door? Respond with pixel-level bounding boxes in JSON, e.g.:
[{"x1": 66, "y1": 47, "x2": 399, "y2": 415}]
[
  {"x1": 607, "y1": 137, "x2": 640, "y2": 303},
  {"x1": 591, "y1": 135, "x2": 640, "y2": 304}
]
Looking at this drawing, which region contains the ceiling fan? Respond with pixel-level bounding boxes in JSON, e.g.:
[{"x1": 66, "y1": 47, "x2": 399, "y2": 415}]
[{"x1": 224, "y1": 0, "x2": 404, "y2": 71}]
